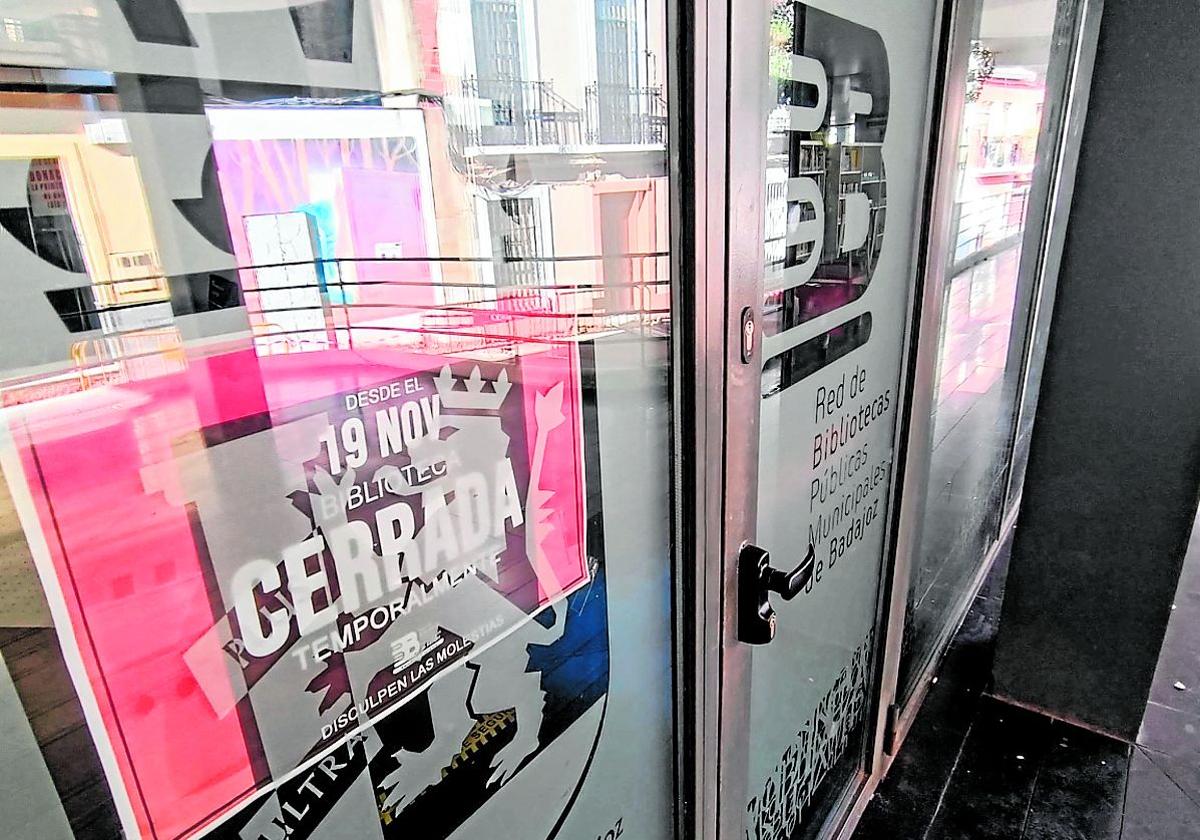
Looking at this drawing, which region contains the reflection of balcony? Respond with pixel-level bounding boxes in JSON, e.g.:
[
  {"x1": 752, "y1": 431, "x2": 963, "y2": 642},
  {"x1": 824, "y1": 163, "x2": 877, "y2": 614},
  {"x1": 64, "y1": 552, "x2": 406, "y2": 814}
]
[
  {"x1": 455, "y1": 77, "x2": 584, "y2": 149},
  {"x1": 448, "y1": 77, "x2": 667, "y2": 182},
  {"x1": 585, "y1": 84, "x2": 668, "y2": 146},
  {"x1": 239, "y1": 255, "x2": 670, "y2": 356}
]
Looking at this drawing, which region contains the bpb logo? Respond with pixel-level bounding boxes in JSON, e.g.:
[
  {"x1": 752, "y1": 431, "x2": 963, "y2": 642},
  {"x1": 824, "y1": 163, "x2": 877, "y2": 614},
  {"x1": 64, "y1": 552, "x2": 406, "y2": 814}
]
[{"x1": 765, "y1": 4, "x2": 889, "y2": 334}]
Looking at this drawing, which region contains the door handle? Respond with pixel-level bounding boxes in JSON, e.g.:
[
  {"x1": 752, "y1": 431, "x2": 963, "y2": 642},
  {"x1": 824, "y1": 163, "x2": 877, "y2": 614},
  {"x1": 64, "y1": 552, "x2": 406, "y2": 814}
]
[{"x1": 737, "y1": 542, "x2": 816, "y2": 644}]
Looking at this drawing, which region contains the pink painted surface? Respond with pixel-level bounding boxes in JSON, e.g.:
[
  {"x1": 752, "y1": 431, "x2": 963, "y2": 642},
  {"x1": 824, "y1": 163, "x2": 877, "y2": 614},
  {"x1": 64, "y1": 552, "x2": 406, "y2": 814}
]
[
  {"x1": 339, "y1": 166, "x2": 435, "y2": 313},
  {"x1": 208, "y1": 129, "x2": 433, "y2": 330},
  {"x1": 518, "y1": 344, "x2": 588, "y2": 603}
]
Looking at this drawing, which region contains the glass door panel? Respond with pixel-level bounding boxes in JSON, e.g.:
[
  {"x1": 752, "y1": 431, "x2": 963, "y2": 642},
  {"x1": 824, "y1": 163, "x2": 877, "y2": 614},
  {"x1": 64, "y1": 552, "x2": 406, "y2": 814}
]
[
  {"x1": 730, "y1": 2, "x2": 940, "y2": 838},
  {"x1": 897, "y1": 0, "x2": 1073, "y2": 705},
  {"x1": 0, "y1": 1, "x2": 675, "y2": 838}
]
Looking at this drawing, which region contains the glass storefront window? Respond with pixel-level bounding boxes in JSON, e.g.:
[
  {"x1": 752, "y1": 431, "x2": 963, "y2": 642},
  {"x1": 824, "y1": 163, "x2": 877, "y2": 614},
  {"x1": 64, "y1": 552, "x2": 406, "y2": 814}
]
[
  {"x1": 0, "y1": 0, "x2": 1103, "y2": 835},
  {"x1": 0, "y1": 2, "x2": 674, "y2": 838}
]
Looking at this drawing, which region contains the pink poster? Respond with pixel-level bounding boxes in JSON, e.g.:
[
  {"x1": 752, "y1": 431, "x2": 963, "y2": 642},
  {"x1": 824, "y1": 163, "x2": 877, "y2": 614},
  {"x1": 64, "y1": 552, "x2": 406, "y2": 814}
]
[{"x1": 3, "y1": 342, "x2": 588, "y2": 839}]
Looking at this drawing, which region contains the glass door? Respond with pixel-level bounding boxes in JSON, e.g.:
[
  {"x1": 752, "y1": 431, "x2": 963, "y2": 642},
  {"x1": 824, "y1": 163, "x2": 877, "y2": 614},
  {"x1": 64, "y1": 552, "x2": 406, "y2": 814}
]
[{"x1": 717, "y1": 2, "x2": 945, "y2": 838}]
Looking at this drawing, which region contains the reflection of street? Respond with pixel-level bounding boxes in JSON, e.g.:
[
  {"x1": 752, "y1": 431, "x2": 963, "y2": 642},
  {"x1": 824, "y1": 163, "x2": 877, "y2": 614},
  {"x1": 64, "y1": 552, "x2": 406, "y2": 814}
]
[
  {"x1": 900, "y1": 2, "x2": 1054, "y2": 692},
  {"x1": 0, "y1": 0, "x2": 672, "y2": 397},
  {"x1": 933, "y1": 247, "x2": 1020, "y2": 446},
  {"x1": 951, "y1": 65, "x2": 1045, "y2": 269}
]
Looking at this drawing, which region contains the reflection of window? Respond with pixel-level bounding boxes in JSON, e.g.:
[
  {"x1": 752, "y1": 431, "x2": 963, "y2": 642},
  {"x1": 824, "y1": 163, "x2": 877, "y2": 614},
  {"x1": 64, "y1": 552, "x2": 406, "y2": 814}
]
[
  {"x1": 471, "y1": 0, "x2": 524, "y2": 138},
  {"x1": 44, "y1": 286, "x2": 98, "y2": 332},
  {"x1": 472, "y1": 0, "x2": 520, "y2": 80},
  {"x1": 0, "y1": 158, "x2": 87, "y2": 273},
  {"x1": 2, "y1": 17, "x2": 23, "y2": 43},
  {"x1": 244, "y1": 211, "x2": 328, "y2": 351},
  {"x1": 487, "y1": 198, "x2": 545, "y2": 289},
  {"x1": 765, "y1": 170, "x2": 788, "y2": 270},
  {"x1": 598, "y1": 192, "x2": 636, "y2": 312},
  {"x1": 594, "y1": 0, "x2": 634, "y2": 143}
]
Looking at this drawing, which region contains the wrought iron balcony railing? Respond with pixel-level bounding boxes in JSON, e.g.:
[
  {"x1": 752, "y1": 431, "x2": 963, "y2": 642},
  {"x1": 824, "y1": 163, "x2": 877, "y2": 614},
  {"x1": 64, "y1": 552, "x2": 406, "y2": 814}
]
[
  {"x1": 584, "y1": 83, "x2": 668, "y2": 146},
  {"x1": 449, "y1": 78, "x2": 669, "y2": 150},
  {"x1": 454, "y1": 77, "x2": 584, "y2": 148}
]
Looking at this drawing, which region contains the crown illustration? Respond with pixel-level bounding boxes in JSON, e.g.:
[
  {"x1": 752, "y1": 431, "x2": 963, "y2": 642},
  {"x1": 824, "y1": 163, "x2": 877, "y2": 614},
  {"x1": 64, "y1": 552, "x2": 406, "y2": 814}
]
[{"x1": 435, "y1": 364, "x2": 511, "y2": 410}]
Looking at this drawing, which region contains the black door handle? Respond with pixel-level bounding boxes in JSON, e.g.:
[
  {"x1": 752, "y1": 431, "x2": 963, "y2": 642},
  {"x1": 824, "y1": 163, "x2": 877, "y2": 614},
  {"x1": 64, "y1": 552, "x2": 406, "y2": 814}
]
[{"x1": 738, "y1": 542, "x2": 816, "y2": 644}]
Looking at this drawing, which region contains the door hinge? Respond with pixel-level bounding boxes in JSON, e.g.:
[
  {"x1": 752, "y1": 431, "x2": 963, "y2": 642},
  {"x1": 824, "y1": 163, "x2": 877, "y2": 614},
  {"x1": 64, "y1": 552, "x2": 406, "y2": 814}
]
[{"x1": 883, "y1": 702, "x2": 901, "y2": 756}]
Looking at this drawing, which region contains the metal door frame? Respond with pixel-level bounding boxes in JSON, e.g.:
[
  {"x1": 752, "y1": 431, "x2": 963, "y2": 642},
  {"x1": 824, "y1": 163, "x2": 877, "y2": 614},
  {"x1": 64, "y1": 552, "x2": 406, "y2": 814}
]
[
  {"x1": 710, "y1": 0, "x2": 769, "y2": 834},
  {"x1": 667, "y1": 0, "x2": 730, "y2": 834}
]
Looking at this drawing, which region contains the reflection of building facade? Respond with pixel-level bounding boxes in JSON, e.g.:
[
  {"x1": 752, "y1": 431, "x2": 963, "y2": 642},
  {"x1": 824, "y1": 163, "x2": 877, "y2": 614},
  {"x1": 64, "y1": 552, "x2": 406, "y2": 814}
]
[
  {"x1": 963, "y1": 70, "x2": 1044, "y2": 173},
  {"x1": 0, "y1": 85, "x2": 177, "y2": 402},
  {"x1": 441, "y1": 0, "x2": 666, "y2": 151},
  {"x1": 952, "y1": 68, "x2": 1045, "y2": 266},
  {"x1": 0, "y1": 0, "x2": 669, "y2": 390},
  {"x1": 435, "y1": 0, "x2": 670, "y2": 343}
]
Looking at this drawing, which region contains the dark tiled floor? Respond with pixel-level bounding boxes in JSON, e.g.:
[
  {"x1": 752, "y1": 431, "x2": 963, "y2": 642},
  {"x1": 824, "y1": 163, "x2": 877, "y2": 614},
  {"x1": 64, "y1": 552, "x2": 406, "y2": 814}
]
[
  {"x1": 0, "y1": 628, "x2": 121, "y2": 839},
  {"x1": 853, "y1": 553, "x2": 1200, "y2": 840},
  {"x1": 1127, "y1": 512, "x2": 1200, "y2": 838}
]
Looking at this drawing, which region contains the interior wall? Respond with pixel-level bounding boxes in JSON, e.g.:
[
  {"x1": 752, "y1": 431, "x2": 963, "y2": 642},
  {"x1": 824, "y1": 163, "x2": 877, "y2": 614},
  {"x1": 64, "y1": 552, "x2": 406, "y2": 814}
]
[{"x1": 991, "y1": 0, "x2": 1200, "y2": 739}]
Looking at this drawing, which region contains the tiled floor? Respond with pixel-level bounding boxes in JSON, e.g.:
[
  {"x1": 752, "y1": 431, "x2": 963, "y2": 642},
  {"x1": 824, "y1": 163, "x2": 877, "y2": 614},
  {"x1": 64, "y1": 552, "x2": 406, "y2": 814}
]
[
  {"x1": 0, "y1": 629, "x2": 120, "y2": 839},
  {"x1": 0, "y1": 476, "x2": 116, "y2": 838},
  {"x1": 1129, "y1": 512, "x2": 1200, "y2": 839},
  {"x1": 854, "y1": 537, "x2": 1200, "y2": 839},
  {"x1": 0, "y1": 475, "x2": 53, "y2": 627},
  {"x1": 0, "y1": 645, "x2": 72, "y2": 840}
]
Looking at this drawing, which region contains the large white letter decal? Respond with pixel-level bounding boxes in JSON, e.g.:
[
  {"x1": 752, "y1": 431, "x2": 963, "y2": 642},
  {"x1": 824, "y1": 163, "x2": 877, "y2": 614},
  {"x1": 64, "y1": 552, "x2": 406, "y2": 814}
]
[
  {"x1": 232, "y1": 559, "x2": 289, "y2": 658},
  {"x1": 283, "y1": 534, "x2": 334, "y2": 636}
]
